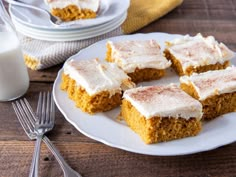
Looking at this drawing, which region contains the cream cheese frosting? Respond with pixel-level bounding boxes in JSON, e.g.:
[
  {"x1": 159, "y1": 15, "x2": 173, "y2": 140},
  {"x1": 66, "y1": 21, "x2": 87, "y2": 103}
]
[
  {"x1": 64, "y1": 58, "x2": 135, "y2": 96},
  {"x1": 123, "y1": 84, "x2": 203, "y2": 119},
  {"x1": 166, "y1": 33, "x2": 235, "y2": 71},
  {"x1": 108, "y1": 40, "x2": 171, "y2": 73},
  {"x1": 45, "y1": 0, "x2": 99, "y2": 11},
  {"x1": 180, "y1": 66, "x2": 236, "y2": 100}
]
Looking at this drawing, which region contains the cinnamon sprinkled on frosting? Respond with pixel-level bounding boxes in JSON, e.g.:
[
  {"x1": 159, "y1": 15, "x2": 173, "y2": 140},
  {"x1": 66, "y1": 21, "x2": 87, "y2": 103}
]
[
  {"x1": 123, "y1": 84, "x2": 203, "y2": 119},
  {"x1": 108, "y1": 40, "x2": 171, "y2": 73},
  {"x1": 180, "y1": 66, "x2": 236, "y2": 100},
  {"x1": 166, "y1": 33, "x2": 235, "y2": 71},
  {"x1": 64, "y1": 58, "x2": 135, "y2": 96}
]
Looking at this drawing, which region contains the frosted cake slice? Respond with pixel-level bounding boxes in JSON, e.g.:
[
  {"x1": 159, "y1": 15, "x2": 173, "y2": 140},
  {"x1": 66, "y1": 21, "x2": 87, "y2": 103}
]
[
  {"x1": 45, "y1": 0, "x2": 100, "y2": 21},
  {"x1": 61, "y1": 58, "x2": 135, "y2": 114},
  {"x1": 121, "y1": 84, "x2": 202, "y2": 144},
  {"x1": 106, "y1": 40, "x2": 171, "y2": 83},
  {"x1": 164, "y1": 33, "x2": 234, "y2": 76},
  {"x1": 180, "y1": 66, "x2": 236, "y2": 120}
]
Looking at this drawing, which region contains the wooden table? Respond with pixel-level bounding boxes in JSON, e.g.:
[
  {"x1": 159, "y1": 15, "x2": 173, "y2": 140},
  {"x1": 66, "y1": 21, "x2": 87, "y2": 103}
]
[{"x1": 1, "y1": 0, "x2": 236, "y2": 176}]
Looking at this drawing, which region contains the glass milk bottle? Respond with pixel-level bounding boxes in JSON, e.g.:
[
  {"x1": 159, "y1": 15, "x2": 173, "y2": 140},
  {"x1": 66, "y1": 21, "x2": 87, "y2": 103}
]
[{"x1": 0, "y1": 0, "x2": 29, "y2": 101}]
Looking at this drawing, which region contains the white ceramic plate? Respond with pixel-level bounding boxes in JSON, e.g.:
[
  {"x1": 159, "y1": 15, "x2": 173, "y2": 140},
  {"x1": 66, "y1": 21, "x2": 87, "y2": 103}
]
[
  {"x1": 53, "y1": 33, "x2": 236, "y2": 156},
  {"x1": 9, "y1": 0, "x2": 129, "y2": 30},
  {"x1": 12, "y1": 13, "x2": 126, "y2": 36},
  {"x1": 13, "y1": 13, "x2": 126, "y2": 41}
]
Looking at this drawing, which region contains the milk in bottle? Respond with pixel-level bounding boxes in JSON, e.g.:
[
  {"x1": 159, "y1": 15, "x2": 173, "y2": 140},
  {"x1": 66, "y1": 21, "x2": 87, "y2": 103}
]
[{"x1": 0, "y1": 1, "x2": 29, "y2": 101}]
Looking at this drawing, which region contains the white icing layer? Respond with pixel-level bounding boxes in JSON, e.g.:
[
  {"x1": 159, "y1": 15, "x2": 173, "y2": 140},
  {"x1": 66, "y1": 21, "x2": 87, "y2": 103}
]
[
  {"x1": 45, "y1": 0, "x2": 99, "y2": 11},
  {"x1": 180, "y1": 66, "x2": 236, "y2": 100},
  {"x1": 166, "y1": 33, "x2": 235, "y2": 72},
  {"x1": 108, "y1": 40, "x2": 171, "y2": 73},
  {"x1": 64, "y1": 58, "x2": 135, "y2": 96},
  {"x1": 123, "y1": 84, "x2": 202, "y2": 119}
]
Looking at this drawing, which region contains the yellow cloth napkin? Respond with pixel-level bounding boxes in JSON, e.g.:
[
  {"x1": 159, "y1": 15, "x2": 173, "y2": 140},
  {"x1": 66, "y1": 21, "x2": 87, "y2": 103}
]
[
  {"x1": 122, "y1": 0, "x2": 183, "y2": 34},
  {"x1": 21, "y1": 0, "x2": 183, "y2": 70}
]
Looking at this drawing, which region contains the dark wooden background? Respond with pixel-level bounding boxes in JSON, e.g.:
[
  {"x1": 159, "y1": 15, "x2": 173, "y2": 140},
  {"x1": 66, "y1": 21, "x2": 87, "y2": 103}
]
[{"x1": 1, "y1": 0, "x2": 236, "y2": 176}]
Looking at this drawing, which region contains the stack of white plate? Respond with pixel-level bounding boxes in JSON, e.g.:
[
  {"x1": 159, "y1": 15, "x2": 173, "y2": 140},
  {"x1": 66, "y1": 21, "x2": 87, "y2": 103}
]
[{"x1": 9, "y1": 0, "x2": 129, "y2": 42}]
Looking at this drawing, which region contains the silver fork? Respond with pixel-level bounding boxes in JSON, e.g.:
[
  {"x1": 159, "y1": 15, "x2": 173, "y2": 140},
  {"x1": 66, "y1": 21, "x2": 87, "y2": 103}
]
[
  {"x1": 12, "y1": 98, "x2": 38, "y2": 177},
  {"x1": 31, "y1": 92, "x2": 55, "y2": 177},
  {"x1": 13, "y1": 92, "x2": 54, "y2": 177},
  {"x1": 4, "y1": 0, "x2": 62, "y2": 25},
  {"x1": 12, "y1": 94, "x2": 82, "y2": 177}
]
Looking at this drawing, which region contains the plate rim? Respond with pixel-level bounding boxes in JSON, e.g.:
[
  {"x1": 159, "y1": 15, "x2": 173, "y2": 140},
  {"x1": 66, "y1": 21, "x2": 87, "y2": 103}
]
[
  {"x1": 14, "y1": 13, "x2": 126, "y2": 41},
  {"x1": 9, "y1": 0, "x2": 130, "y2": 30},
  {"x1": 53, "y1": 32, "x2": 236, "y2": 156},
  {"x1": 12, "y1": 13, "x2": 126, "y2": 35}
]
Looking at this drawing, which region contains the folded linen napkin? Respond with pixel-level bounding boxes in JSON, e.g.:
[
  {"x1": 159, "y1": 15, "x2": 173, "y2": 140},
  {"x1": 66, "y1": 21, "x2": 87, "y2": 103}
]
[{"x1": 19, "y1": 0, "x2": 183, "y2": 70}]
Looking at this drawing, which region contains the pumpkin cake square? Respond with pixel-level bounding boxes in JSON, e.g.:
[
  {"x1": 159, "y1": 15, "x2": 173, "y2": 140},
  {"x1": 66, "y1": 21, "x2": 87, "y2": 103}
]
[
  {"x1": 61, "y1": 58, "x2": 135, "y2": 114},
  {"x1": 180, "y1": 66, "x2": 236, "y2": 120},
  {"x1": 121, "y1": 84, "x2": 203, "y2": 144},
  {"x1": 106, "y1": 40, "x2": 171, "y2": 83},
  {"x1": 44, "y1": 0, "x2": 100, "y2": 21},
  {"x1": 164, "y1": 33, "x2": 234, "y2": 76}
]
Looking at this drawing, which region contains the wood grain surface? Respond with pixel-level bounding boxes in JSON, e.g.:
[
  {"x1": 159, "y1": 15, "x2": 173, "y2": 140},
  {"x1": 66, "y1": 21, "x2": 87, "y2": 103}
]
[{"x1": 1, "y1": 0, "x2": 236, "y2": 177}]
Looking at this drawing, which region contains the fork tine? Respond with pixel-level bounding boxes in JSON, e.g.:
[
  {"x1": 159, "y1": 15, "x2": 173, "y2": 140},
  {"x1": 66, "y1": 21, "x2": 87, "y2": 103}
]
[
  {"x1": 46, "y1": 91, "x2": 50, "y2": 124},
  {"x1": 37, "y1": 92, "x2": 50, "y2": 125},
  {"x1": 50, "y1": 92, "x2": 55, "y2": 125},
  {"x1": 20, "y1": 98, "x2": 37, "y2": 126},
  {"x1": 37, "y1": 92, "x2": 42, "y2": 124},
  {"x1": 23, "y1": 98, "x2": 37, "y2": 122},
  {"x1": 12, "y1": 102, "x2": 31, "y2": 135},
  {"x1": 12, "y1": 99, "x2": 36, "y2": 136},
  {"x1": 41, "y1": 92, "x2": 47, "y2": 124},
  {"x1": 16, "y1": 100, "x2": 35, "y2": 131}
]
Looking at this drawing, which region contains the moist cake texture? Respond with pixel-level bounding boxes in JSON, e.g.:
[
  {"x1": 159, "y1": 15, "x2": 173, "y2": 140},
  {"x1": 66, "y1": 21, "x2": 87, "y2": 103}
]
[
  {"x1": 45, "y1": 0, "x2": 99, "y2": 21},
  {"x1": 61, "y1": 58, "x2": 135, "y2": 114},
  {"x1": 164, "y1": 33, "x2": 234, "y2": 76},
  {"x1": 121, "y1": 84, "x2": 202, "y2": 144},
  {"x1": 180, "y1": 66, "x2": 236, "y2": 119},
  {"x1": 106, "y1": 40, "x2": 171, "y2": 83}
]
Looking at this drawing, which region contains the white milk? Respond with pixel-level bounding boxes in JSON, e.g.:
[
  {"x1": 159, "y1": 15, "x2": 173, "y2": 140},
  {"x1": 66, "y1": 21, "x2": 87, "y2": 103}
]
[{"x1": 0, "y1": 32, "x2": 29, "y2": 101}]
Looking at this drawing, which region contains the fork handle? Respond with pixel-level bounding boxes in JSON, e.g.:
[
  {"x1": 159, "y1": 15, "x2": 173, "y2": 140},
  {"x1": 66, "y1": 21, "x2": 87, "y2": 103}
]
[
  {"x1": 42, "y1": 136, "x2": 82, "y2": 177},
  {"x1": 29, "y1": 134, "x2": 43, "y2": 177}
]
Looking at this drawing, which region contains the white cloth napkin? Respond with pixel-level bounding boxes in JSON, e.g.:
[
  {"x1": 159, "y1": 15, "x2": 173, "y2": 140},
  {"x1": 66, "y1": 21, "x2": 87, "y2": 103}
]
[{"x1": 19, "y1": 27, "x2": 123, "y2": 70}]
